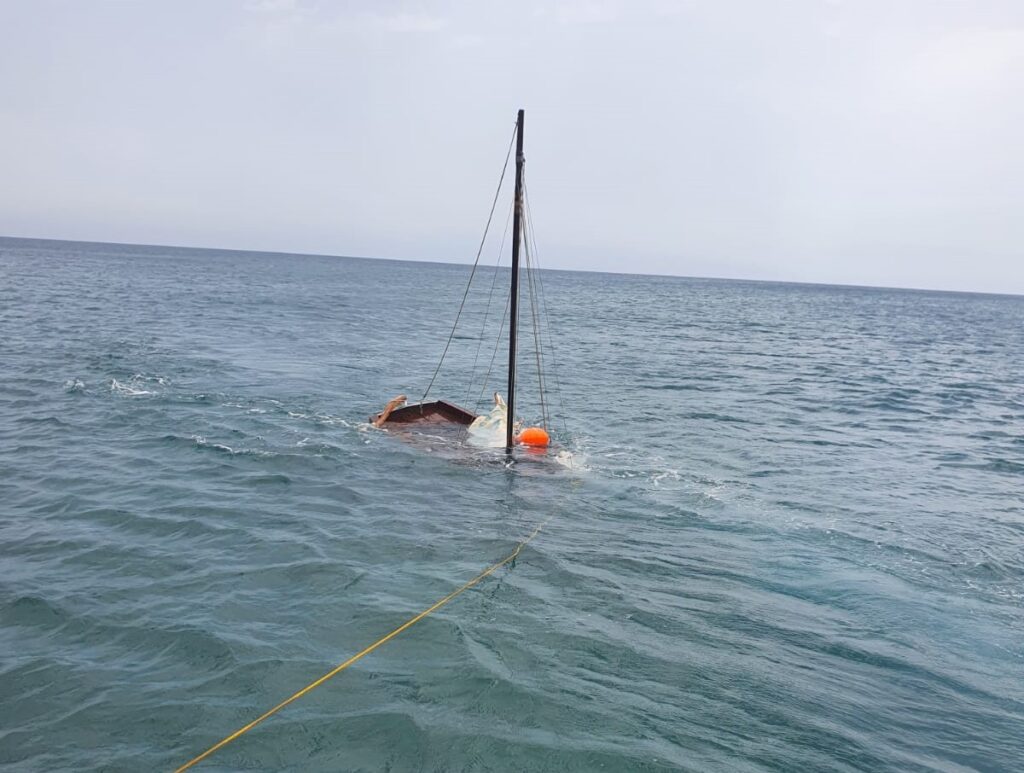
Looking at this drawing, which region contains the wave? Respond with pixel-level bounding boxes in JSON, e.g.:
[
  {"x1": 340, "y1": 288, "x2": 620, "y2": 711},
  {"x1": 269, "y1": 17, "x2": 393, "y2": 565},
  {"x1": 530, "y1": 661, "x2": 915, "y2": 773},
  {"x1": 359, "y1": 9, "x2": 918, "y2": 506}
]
[
  {"x1": 188, "y1": 435, "x2": 273, "y2": 457},
  {"x1": 110, "y1": 378, "x2": 154, "y2": 396},
  {"x1": 109, "y1": 373, "x2": 168, "y2": 397}
]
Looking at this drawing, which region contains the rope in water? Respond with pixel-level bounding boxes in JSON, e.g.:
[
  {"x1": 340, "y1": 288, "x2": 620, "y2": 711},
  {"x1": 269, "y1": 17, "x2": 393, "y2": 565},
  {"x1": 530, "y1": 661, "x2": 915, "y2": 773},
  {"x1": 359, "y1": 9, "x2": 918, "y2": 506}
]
[{"x1": 173, "y1": 516, "x2": 551, "y2": 772}]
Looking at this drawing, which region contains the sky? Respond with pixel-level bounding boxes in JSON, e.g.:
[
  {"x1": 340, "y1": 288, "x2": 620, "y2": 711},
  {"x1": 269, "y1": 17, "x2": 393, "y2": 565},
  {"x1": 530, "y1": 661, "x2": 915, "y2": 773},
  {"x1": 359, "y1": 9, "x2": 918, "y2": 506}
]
[{"x1": 1, "y1": 1, "x2": 1022, "y2": 294}]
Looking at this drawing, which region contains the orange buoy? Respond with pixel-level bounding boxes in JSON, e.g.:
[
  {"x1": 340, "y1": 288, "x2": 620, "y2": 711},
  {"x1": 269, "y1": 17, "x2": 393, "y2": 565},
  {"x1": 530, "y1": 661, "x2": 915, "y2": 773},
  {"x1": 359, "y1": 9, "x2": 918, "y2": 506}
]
[{"x1": 517, "y1": 426, "x2": 550, "y2": 448}]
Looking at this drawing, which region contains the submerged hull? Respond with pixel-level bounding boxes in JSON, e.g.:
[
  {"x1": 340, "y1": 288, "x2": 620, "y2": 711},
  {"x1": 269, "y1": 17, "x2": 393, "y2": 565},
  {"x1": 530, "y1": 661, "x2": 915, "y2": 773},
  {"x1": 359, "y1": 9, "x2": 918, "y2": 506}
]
[
  {"x1": 374, "y1": 399, "x2": 568, "y2": 470},
  {"x1": 375, "y1": 400, "x2": 477, "y2": 427}
]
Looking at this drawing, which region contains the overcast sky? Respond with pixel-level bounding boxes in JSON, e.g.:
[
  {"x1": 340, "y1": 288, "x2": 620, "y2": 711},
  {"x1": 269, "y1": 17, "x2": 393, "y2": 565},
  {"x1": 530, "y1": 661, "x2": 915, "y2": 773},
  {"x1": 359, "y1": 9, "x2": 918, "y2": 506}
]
[{"x1": 1, "y1": 1, "x2": 1021, "y2": 293}]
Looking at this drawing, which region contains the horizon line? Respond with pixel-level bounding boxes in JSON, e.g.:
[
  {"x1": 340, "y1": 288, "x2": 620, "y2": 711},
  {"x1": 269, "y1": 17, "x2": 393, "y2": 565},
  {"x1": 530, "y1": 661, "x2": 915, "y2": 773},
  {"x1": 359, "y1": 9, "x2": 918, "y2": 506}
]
[{"x1": 1, "y1": 233, "x2": 1020, "y2": 300}]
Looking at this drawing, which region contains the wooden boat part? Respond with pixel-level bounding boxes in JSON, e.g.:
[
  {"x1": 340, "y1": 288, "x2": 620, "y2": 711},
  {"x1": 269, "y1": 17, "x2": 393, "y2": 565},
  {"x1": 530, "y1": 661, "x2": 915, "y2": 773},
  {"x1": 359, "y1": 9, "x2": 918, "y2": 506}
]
[{"x1": 375, "y1": 400, "x2": 477, "y2": 427}]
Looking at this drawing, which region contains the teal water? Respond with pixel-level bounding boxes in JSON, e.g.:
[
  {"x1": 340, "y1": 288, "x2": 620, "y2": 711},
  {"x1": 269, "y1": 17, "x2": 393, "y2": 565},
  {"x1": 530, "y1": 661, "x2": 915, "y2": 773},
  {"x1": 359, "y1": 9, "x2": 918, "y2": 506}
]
[{"x1": 1, "y1": 237, "x2": 1022, "y2": 772}]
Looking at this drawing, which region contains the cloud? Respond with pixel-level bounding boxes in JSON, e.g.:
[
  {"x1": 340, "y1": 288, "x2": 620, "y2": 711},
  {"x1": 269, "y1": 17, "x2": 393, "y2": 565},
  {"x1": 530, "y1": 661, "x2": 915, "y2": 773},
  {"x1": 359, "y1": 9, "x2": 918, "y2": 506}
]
[
  {"x1": 536, "y1": 0, "x2": 622, "y2": 25},
  {"x1": 374, "y1": 11, "x2": 448, "y2": 33},
  {"x1": 244, "y1": 0, "x2": 303, "y2": 14},
  {"x1": 898, "y1": 26, "x2": 1024, "y2": 95},
  {"x1": 1, "y1": 0, "x2": 1022, "y2": 293}
]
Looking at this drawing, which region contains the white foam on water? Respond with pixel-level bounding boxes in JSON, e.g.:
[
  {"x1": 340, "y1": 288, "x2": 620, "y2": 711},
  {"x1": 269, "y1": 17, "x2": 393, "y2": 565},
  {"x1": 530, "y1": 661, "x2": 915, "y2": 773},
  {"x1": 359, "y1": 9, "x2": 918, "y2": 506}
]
[
  {"x1": 287, "y1": 410, "x2": 352, "y2": 427},
  {"x1": 317, "y1": 415, "x2": 352, "y2": 427},
  {"x1": 109, "y1": 373, "x2": 171, "y2": 397},
  {"x1": 650, "y1": 468, "x2": 681, "y2": 487},
  {"x1": 554, "y1": 448, "x2": 588, "y2": 471},
  {"x1": 110, "y1": 378, "x2": 154, "y2": 396},
  {"x1": 189, "y1": 434, "x2": 274, "y2": 457}
]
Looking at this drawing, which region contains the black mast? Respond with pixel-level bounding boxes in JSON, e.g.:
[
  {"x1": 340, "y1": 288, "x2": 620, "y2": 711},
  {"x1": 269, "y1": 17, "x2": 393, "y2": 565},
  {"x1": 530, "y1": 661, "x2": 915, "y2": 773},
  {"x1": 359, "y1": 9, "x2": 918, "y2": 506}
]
[{"x1": 506, "y1": 109, "x2": 525, "y2": 452}]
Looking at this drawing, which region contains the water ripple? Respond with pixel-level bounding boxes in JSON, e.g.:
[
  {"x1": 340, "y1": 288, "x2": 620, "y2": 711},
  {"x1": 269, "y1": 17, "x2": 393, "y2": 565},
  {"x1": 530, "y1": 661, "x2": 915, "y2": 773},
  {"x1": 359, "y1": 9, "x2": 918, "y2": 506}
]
[{"x1": 1, "y1": 238, "x2": 1023, "y2": 771}]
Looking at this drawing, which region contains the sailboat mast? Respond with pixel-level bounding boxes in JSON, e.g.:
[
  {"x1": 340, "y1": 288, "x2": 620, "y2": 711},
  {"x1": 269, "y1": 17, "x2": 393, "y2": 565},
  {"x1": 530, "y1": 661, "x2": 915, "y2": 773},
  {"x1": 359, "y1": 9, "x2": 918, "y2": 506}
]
[{"x1": 506, "y1": 108, "x2": 525, "y2": 452}]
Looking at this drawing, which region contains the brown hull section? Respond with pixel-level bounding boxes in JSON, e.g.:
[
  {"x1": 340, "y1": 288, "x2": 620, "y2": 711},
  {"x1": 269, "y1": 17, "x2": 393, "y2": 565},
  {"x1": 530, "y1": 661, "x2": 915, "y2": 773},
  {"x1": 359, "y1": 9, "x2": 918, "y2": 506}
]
[{"x1": 375, "y1": 400, "x2": 478, "y2": 427}]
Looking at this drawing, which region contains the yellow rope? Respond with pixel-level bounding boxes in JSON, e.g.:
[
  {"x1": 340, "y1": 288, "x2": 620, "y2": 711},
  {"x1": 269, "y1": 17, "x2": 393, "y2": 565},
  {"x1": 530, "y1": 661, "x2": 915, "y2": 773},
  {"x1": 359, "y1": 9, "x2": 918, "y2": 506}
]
[{"x1": 173, "y1": 518, "x2": 549, "y2": 772}]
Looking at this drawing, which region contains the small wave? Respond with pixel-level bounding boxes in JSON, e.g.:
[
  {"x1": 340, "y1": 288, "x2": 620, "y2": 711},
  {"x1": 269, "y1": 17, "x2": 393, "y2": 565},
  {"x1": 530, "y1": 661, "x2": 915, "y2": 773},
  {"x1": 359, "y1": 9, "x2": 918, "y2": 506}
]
[
  {"x1": 63, "y1": 378, "x2": 86, "y2": 393},
  {"x1": 187, "y1": 435, "x2": 273, "y2": 457},
  {"x1": 639, "y1": 383, "x2": 709, "y2": 391},
  {"x1": 16, "y1": 415, "x2": 69, "y2": 427},
  {"x1": 109, "y1": 373, "x2": 169, "y2": 397},
  {"x1": 3, "y1": 595, "x2": 67, "y2": 629},
  {"x1": 246, "y1": 473, "x2": 291, "y2": 485},
  {"x1": 649, "y1": 468, "x2": 681, "y2": 487},
  {"x1": 699, "y1": 481, "x2": 727, "y2": 502},
  {"x1": 221, "y1": 397, "x2": 283, "y2": 414},
  {"x1": 286, "y1": 410, "x2": 352, "y2": 427},
  {"x1": 985, "y1": 458, "x2": 1024, "y2": 475},
  {"x1": 554, "y1": 449, "x2": 587, "y2": 471},
  {"x1": 172, "y1": 392, "x2": 215, "y2": 404},
  {"x1": 939, "y1": 458, "x2": 1024, "y2": 475},
  {"x1": 684, "y1": 411, "x2": 750, "y2": 423},
  {"x1": 295, "y1": 437, "x2": 341, "y2": 455},
  {"x1": 110, "y1": 378, "x2": 154, "y2": 396}
]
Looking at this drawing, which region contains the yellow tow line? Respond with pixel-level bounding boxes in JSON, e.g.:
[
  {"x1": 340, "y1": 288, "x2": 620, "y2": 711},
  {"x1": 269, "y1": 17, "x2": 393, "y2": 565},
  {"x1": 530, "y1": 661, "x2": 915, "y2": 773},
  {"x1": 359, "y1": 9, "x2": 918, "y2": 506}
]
[{"x1": 174, "y1": 517, "x2": 550, "y2": 771}]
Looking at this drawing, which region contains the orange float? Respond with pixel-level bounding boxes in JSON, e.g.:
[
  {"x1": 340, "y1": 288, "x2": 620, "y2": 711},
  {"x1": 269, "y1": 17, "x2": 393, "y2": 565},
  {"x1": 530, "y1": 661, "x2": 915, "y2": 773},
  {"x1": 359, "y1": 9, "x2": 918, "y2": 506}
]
[{"x1": 516, "y1": 426, "x2": 550, "y2": 447}]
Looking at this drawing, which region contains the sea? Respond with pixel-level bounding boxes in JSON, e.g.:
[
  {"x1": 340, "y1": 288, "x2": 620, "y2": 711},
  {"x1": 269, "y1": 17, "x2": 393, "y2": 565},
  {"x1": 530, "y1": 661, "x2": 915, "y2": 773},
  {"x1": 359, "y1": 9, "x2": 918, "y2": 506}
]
[{"x1": 1, "y1": 236, "x2": 1022, "y2": 772}]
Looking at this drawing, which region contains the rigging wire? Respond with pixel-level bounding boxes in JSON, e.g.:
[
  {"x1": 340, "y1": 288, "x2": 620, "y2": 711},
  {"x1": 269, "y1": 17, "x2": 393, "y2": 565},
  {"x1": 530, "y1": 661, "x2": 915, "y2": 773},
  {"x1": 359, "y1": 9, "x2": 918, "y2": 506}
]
[
  {"x1": 523, "y1": 181, "x2": 569, "y2": 434},
  {"x1": 413, "y1": 120, "x2": 566, "y2": 438},
  {"x1": 464, "y1": 198, "x2": 514, "y2": 410},
  {"x1": 522, "y1": 209, "x2": 549, "y2": 429},
  {"x1": 172, "y1": 116, "x2": 576, "y2": 773},
  {"x1": 474, "y1": 274, "x2": 511, "y2": 412},
  {"x1": 523, "y1": 213, "x2": 553, "y2": 430},
  {"x1": 420, "y1": 122, "x2": 516, "y2": 405}
]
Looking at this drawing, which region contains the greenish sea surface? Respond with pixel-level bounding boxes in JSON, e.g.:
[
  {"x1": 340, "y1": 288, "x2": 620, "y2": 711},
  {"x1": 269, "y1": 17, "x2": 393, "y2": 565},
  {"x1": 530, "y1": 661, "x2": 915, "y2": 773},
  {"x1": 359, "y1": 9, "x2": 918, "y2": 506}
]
[{"x1": 1, "y1": 237, "x2": 1022, "y2": 771}]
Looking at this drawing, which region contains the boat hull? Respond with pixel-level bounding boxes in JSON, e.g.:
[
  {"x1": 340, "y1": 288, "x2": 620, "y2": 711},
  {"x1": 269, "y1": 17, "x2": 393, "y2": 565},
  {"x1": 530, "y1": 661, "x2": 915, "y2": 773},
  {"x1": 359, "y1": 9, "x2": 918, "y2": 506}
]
[{"x1": 374, "y1": 400, "x2": 477, "y2": 427}]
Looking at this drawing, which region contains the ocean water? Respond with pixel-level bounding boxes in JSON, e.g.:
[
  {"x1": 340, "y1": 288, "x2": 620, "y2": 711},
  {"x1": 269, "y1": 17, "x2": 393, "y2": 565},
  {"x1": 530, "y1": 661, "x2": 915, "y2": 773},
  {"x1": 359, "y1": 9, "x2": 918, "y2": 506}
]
[{"x1": 1, "y1": 236, "x2": 1022, "y2": 772}]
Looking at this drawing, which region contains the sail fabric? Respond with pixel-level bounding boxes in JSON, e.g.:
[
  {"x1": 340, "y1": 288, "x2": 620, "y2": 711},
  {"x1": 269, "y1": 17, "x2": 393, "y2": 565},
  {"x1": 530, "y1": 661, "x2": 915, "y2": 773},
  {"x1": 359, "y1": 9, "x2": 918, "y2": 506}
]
[{"x1": 467, "y1": 394, "x2": 514, "y2": 447}]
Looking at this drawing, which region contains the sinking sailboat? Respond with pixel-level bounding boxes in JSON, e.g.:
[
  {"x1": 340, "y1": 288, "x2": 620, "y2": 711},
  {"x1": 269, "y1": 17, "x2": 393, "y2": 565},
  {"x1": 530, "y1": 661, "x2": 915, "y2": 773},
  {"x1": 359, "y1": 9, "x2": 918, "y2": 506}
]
[{"x1": 372, "y1": 109, "x2": 556, "y2": 453}]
